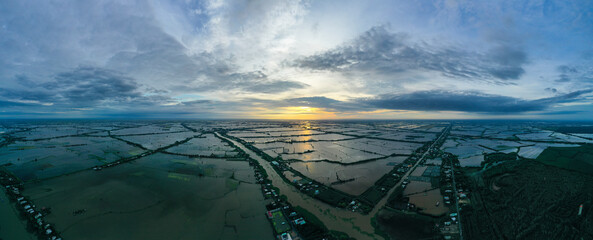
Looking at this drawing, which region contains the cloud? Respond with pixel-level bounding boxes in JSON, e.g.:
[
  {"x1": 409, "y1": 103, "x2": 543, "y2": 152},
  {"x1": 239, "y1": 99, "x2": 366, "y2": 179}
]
[
  {"x1": 555, "y1": 65, "x2": 576, "y2": 82},
  {"x1": 552, "y1": 64, "x2": 593, "y2": 87},
  {"x1": 1, "y1": 0, "x2": 592, "y2": 119},
  {"x1": 360, "y1": 90, "x2": 593, "y2": 113},
  {"x1": 0, "y1": 87, "x2": 54, "y2": 103},
  {"x1": 234, "y1": 88, "x2": 592, "y2": 115},
  {"x1": 241, "y1": 80, "x2": 308, "y2": 93},
  {"x1": 292, "y1": 25, "x2": 528, "y2": 82},
  {"x1": 0, "y1": 66, "x2": 151, "y2": 113},
  {"x1": 43, "y1": 66, "x2": 141, "y2": 104},
  {"x1": 0, "y1": 100, "x2": 35, "y2": 107},
  {"x1": 535, "y1": 110, "x2": 585, "y2": 115},
  {"x1": 282, "y1": 96, "x2": 366, "y2": 112},
  {"x1": 485, "y1": 45, "x2": 526, "y2": 80},
  {"x1": 226, "y1": 71, "x2": 308, "y2": 93},
  {"x1": 174, "y1": 68, "x2": 308, "y2": 94}
]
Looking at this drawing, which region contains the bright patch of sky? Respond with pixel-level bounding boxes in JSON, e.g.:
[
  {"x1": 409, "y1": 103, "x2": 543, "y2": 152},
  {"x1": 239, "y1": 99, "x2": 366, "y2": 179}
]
[{"x1": 1, "y1": 0, "x2": 592, "y2": 119}]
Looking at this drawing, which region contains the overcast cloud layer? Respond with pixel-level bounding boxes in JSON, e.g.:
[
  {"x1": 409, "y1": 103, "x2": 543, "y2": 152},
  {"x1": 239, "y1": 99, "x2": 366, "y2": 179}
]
[{"x1": 1, "y1": 0, "x2": 592, "y2": 119}]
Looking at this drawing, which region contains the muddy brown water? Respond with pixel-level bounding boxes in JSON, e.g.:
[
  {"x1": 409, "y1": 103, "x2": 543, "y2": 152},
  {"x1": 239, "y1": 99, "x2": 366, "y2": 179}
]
[
  {"x1": 289, "y1": 157, "x2": 406, "y2": 196},
  {"x1": 407, "y1": 188, "x2": 448, "y2": 216},
  {"x1": 218, "y1": 127, "x2": 447, "y2": 240},
  {"x1": 217, "y1": 133, "x2": 383, "y2": 240}
]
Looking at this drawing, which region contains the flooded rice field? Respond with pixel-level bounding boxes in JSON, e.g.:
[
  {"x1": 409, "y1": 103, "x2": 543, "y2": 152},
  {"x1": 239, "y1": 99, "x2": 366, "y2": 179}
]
[
  {"x1": 22, "y1": 153, "x2": 272, "y2": 240},
  {"x1": 1, "y1": 120, "x2": 592, "y2": 240},
  {"x1": 0, "y1": 137, "x2": 144, "y2": 181},
  {"x1": 164, "y1": 134, "x2": 238, "y2": 157},
  {"x1": 407, "y1": 189, "x2": 448, "y2": 216},
  {"x1": 289, "y1": 156, "x2": 407, "y2": 195},
  {"x1": 441, "y1": 123, "x2": 591, "y2": 166}
]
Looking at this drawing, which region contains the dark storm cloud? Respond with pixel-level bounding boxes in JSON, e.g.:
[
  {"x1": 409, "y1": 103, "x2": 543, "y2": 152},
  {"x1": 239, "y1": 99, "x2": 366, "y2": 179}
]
[
  {"x1": 0, "y1": 66, "x2": 152, "y2": 111},
  {"x1": 43, "y1": 67, "x2": 141, "y2": 103},
  {"x1": 292, "y1": 25, "x2": 528, "y2": 81},
  {"x1": 0, "y1": 87, "x2": 54, "y2": 103},
  {"x1": 360, "y1": 89, "x2": 593, "y2": 113}
]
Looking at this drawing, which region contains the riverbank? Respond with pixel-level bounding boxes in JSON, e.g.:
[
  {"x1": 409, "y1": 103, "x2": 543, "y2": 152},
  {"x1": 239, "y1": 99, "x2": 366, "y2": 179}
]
[{"x1": 0, "y1": 188, "x2": 35, "y2": 240}]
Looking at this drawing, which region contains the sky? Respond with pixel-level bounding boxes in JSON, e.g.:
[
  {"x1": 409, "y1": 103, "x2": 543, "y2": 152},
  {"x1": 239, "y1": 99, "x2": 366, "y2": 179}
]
[{"x1": 1, "y1": 0, "x2": 593, "y2": 119}]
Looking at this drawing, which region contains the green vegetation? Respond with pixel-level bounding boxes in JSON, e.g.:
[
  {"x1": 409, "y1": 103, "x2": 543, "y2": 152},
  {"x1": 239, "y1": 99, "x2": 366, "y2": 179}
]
[
  {"x1": 270, "y1": 210, "x2": 291, "y2": 233},
  {"x1": 370, "y1": 215, "x2": 390, "y2": 240},
  {"x1": 327, "y1": 230, "x2": 355, "y2": 240},
  {"x1": 481, "y1": 152, "x2": 517, "y2": 167},
  {"x1": 462, "y1": 159, "x2": 593, "y2": 239},
  {"x1": 536, "y1": 144, "x2": 593, "y2": 175},
  {"x1": 547, "y1": 126, "x2": 593, "y2": 134},
  {"x1": 375, "y1": 209, "x2": 438, "y2": 240},
  {"x1": 294, "y1": 206, "x2": 326, "y2": 230},
  {"x1": 385, "y1": 185, "x2": 404, "y2": 207},
  {"x1": 293, "y1": 206, "x2": 354, "y2": 240}
]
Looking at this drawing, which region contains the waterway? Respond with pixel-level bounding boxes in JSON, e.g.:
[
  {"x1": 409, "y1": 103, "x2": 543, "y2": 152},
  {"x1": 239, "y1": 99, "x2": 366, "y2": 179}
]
[{"x1": 217, "y1": 128, "x2": 448, "y2": 240}]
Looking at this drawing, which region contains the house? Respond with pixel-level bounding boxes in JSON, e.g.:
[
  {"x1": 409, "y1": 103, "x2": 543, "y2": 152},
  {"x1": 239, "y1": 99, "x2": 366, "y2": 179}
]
[
  {"x1": 293, "y1": 218, "x2": 306, "y2": 225},
  {"x1": 280, "y1": 233, "x2": 292, "y2": 240}
]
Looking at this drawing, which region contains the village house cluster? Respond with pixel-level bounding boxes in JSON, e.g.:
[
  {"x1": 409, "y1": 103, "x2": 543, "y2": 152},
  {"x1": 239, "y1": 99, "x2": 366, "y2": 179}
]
[{"x1": 1, "y1": 170, "x2": 62, "y2": 240}]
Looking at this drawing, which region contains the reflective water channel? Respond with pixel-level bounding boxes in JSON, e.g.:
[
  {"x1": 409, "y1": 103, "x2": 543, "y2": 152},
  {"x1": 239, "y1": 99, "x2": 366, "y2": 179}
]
[{"x1": 217, "y1": 129, "x2": 449, "y2": 240}]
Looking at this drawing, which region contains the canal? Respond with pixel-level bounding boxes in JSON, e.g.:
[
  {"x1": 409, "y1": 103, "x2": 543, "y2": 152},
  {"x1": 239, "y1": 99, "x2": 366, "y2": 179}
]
[
  {"x1": 217, "y1": 127, "x2": 449, "y2": 240},
  {"x1": 216, "y1": 132, "x2": 383, "y2": 240}
]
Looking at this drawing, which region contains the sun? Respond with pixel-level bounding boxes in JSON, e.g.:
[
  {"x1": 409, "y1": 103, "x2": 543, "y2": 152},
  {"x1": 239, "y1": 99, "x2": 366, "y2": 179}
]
[
  {"x1": 298, "y1": 106, "x2": 312, "y2": 112},
  {"x1": 252, "y1": 106, "x2": 339, "y2": 120}
]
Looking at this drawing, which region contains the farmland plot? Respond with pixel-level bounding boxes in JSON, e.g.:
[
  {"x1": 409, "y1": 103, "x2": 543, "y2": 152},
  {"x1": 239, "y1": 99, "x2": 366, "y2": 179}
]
[
  {"x1": 0, "y1": 137, "x2": 144, "y2": 180},
  {"x1": 550, "y1": 132, "x2": 593, "y2": 143},
  {"x1": 119, "y1": 131, "x2": 198, "y2": 149},
  {"x1": 334, "y1": 138, "x2": 422, "y2": 156},
  {"x1": 281, "y1": 142, "x2": 383, "y2": 163},
  {"x1": 375, "y1": 131, "x2": 436, "y2": 142},
  {"x1": 165, "y1": 134, "x2": 238, "y2": 157},
  {"x1": 518, "y1": 143, "x2": 580, "y2": 159},
  {"x1": 110, "y1": 123, "x2": 187, "y2": 135},
  {"x1": 289, "y1": 156, "x2": 407, "y2": 195},
  {"x1": 12, "y1": 125, "x2": 97, "y2": 140},
  {"x1": 21, "y1": 152, "x2": 272, "y2": 240}
]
